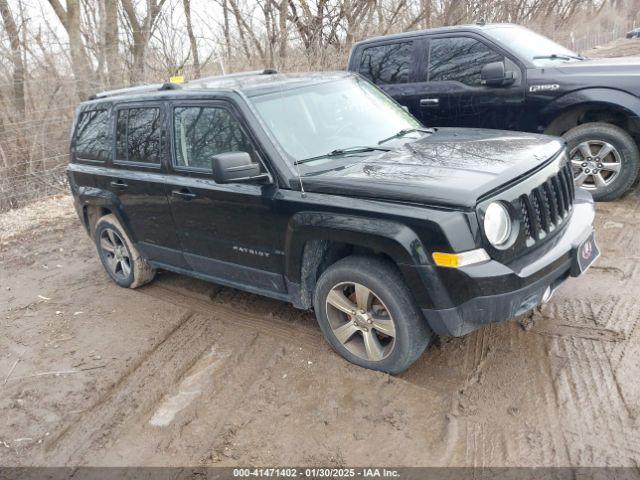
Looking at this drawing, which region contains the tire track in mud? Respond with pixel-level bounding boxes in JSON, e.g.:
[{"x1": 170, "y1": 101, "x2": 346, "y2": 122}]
[
  {"x1": 92, "y1": 327, "x2": 284, "y2": 465},
  {"x1": 550, "y1": 334, "x2": 640, "y2": 465},
  {"x1": 530, "y1": 297, "x2": 638, "y2": 342},
  {"x1": 533, "y1": 292, "x2": 640, "y2": 465},
  {"x1": 141, "y1": 283, "x2": 321, "y2": 349},
  {"x1": 457, "y1": 324, "x2": 495, "y2": 467},
  {"x1": 43, "y1": 309, "x2": 230, "y2": 464}
]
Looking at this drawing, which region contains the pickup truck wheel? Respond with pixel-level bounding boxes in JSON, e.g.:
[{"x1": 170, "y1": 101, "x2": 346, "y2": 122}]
[
  {"x1": 313, "y1": 256, "x2": 431, "y2": 374},
  {"x1": 564, "y1": 122, "x2": 640, "y2": 201},
  {"x1": 94, "y1": 214, "x2": 155, "y2": 289}
]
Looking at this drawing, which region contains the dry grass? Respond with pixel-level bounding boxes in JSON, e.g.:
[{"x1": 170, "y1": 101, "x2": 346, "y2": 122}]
[{"x1": 0, "y1": 194, "x2": 75, "y2": 245}]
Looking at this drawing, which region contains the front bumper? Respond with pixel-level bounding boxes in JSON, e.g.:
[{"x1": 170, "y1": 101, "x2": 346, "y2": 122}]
[{"x1": 418, "y1": 190, "x2": 596, "y2": 337}]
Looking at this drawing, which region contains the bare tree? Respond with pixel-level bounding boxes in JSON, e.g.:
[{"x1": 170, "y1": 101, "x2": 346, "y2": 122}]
[
  {"x1": 103, "y1": 0, "x2": 120, "y2": 87},
  {"x1": 0, "y1": 0, "x2": 25, "y2": 120},
  {"x1": 47, "y1": 0, "x2": 94, "y2": 99},
  {"x1": 120, "y1": 0, "x2": 168, "y2": 83},
  {"x1": 182, "y1": 0, "x2": 200, "y2": 77}
]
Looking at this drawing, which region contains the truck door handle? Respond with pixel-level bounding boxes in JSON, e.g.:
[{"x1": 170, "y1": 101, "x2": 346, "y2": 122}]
[
  {"x1": 171, "y1": 188, "x2": 197, "y2": 200},
  {"x1": 110, "y1": 179, "x2": 128, "y2": 190},
  {"x1": 420, "y1": 98, "x2": 439, "y2": 107}
]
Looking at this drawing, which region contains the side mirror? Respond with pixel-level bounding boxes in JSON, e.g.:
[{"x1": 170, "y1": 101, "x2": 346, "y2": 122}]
[
  {"x1": 481, "y1": 61, "x2": 515, "y2": 87},
  {"x1": 211, "y1": 152, "x2": 270, "y2": 184}
]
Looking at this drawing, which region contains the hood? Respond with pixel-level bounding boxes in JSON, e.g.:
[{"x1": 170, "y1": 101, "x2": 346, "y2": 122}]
[
  {"x1": 552, "y1": 56, "x2": 640, "y2": 75},
  {"x1": 299, "y1": 128, "x2": 564, "y2": 208}
]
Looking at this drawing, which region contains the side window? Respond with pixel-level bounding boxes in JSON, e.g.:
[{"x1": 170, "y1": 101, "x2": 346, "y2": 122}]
[
  {"x1": 114, "y1": 107, "x2": 161, "y2": 164},
  {"x1": 358, "y1": 42, "x2": 413, "y2": 85},
  {"x1": 428, "y1": 37, "x2": 503, "y2": 86},
  {"x1": 173, "y1": 106, "x2": 253, "y2": 169},
  {"x1": 75, "y1": 110, "x2": 111, "y2": 161}
]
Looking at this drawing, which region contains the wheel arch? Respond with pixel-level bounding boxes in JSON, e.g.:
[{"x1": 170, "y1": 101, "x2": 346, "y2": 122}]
[
  {"x1": 284, "y1": 212, "x2": 430, "y2": 309},
  {"x1": 541, "y1": 89, "x2": 640, "y2": 137},
  {"x1": 76, "y1": 188, "x2": 133, "y2": 241}
]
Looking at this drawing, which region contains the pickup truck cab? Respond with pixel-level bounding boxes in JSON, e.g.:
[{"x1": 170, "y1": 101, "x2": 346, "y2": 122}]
[
  {"x1": 67, "y1": 71, "x2": 598, "y2": 373},
  {"x1": 348, "y1": 23, "x2": 640, "y2": 201}
]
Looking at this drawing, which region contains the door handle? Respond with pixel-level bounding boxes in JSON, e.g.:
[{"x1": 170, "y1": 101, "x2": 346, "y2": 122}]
[
  {"x1": 171, "y1": 188, "x2": 197, "y2": 200},
  {"x1": 420, "y1": 98, "x2": 440, "y2": 107},
  {"x1": 110, "y1": 179, "x2": 128, "y2": 190}
]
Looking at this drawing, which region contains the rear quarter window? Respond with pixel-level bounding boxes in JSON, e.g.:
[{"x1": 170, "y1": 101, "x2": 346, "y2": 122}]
[
  {"x1": 74, "y1": 109, "x2": 111, "y2": 162},
  {"x1": 358, "y1": 42, "x2": 413, "y2": 85}
]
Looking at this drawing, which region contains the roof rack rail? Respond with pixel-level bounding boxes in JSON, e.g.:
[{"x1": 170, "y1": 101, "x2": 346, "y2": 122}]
[
  {"x1": 92, "y1": 83, "x2": 164, "y2": 99},
  {"x1": 159, "y1": 82, "x2": 182, "y2": 90},
  {"x1": 188, "y1": 69, "x2": 278, "y2": 85},
  {"x1": 89, "y1": 69, "x2": 273, "y2": 99}
]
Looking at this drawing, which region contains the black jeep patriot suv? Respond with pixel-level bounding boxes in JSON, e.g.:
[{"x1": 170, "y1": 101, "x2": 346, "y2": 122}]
[
  {"x1": 348, "y1": 23, "x2": 640, "y2": 201},
  {"x1": 67, "y1": 71, "x2": 598, "y2": 373}
]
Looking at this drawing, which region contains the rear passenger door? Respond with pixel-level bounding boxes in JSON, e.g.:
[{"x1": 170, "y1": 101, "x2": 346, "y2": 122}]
[
  {"x1": 104, "y1": 103, "x2": 186, "y2": 266},
  {"x1": 165, "y1": 101, "x2": 288, "y2": 298},
  {"x1": 355, "y1": 40, "x2": 424, "y2": 118},
  {"x1": 416, "y1": 35, "x2": 525, "y2": 129}
]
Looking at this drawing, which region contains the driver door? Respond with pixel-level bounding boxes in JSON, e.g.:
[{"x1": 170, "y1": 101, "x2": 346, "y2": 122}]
[
  {"x1": 415, "y1": 34, "x2": 526, "y2": 129},
  {"x1": 165, "y1": 101, "x2": 288, "y2": 297}
]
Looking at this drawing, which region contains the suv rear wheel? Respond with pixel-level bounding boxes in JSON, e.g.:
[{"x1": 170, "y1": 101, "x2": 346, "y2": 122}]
[
  {"x1": 564, "y1": 122, "x2": 640, "y2": 201},
  {"x1": 313, "y1": 255, "x2": 431, "y2": 374},
  {"x1": 94, "y1": 214, "x2": 155, "y2": 288}
]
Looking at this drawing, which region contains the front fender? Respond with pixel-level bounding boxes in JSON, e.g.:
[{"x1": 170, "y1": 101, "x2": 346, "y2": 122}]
[
  {"x1": 540, "y1": 87, "x2": 640, "y2": 130},
  {"x1": 284, "y1": 211, "x2": 433, "y2": 309},
  {"x1": 284, "y1": 211, "x2": 429, "y2": 283}
]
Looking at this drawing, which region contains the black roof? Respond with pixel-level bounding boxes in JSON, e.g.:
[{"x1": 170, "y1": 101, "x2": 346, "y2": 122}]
[
  {"x1": 86, "y1": 70, "x2": 352, "y2": 104},
  {"x1": 351, "y1": 22, "x2": 520, "y2": 46},
  {"x1": 185, "y1": 71, "x2": 350, "y2": 96}
]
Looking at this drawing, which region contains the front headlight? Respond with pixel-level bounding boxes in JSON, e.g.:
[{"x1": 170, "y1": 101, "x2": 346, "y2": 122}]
[{"x1": 484, "y1": 202, "x2": 512, "y2": 247}]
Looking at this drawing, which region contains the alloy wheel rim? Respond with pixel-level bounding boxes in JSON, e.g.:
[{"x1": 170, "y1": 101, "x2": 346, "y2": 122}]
[
  {"x1": 99, "y1": 228, "x2": 132, "y2": 280},
  {"x1": 570, "y1": 140, "x2": 622, "y2": 191},
  {"x1": 325, "y1": 282, "x2": 396, "y2": 362}
]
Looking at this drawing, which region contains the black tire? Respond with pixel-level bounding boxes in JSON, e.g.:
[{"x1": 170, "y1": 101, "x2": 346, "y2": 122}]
[
  {"x1": 313, "y1": 255, "x2": 431, "y2": 374},
  {"x1": 94, "y1": 214, "x2": 155, "y2": 288},
  {"x1": 563, "y1": 122, "x2": 640, "y2": 201}
]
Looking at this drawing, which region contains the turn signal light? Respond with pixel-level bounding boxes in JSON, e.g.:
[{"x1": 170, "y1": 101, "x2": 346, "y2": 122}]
[{"x1": 432, "y1": 249, "x2": 490, "y2": 268}]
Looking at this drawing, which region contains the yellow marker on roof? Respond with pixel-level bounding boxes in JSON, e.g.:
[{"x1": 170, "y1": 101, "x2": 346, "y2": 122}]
[{"x1": 170, "y1": 75, "x2": 185, "y2": 84}]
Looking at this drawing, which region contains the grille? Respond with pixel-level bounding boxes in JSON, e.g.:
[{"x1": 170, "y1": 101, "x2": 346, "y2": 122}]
[{"x1": 518, "y1": 162, "x2": 575, "y2": 242}]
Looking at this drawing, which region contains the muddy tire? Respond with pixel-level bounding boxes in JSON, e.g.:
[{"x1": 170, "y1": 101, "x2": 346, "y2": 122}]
[
  {"x1": 313, "y1": 255, "x2": 431, "y2": 374},
  {"x1": 564, "y1": 122, "x2": 640, "y2": 201},
  {"x1": 94, "y1": 214, "x2": 155, "y2": 289}
]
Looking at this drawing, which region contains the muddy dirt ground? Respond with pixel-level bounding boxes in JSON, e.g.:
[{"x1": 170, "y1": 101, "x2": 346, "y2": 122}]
[{"x1": 1, "y1": 188, "x2": 639, "y2": 468}]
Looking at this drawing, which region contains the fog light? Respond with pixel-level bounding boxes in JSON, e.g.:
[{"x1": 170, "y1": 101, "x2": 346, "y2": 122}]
[{"x1": 542, "y1": 286, "x2": 553, "y2": 304}]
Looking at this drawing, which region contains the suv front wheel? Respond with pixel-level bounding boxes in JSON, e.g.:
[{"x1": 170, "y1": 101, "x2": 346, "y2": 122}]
[
  {"x1": 94, "y1": 214, "x2": 156, "y2": 288},
  {"x1": 313, "y1": 255, "x2": 431, "y2": 374},
  {"x1": 564, "y1": 122, "x2": 640, "y2": 201}
]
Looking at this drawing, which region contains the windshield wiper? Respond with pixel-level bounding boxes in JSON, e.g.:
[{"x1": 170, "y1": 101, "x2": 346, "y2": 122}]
[
  {"x1": 378, "y1": 127, "x2": 435, "y2": 145},
  {"x1": 533, "y1": 53, "x2": 585, "y2": 61},
  {"x1": 294, "y1": 146, "x2": 391, "y2": 166}
]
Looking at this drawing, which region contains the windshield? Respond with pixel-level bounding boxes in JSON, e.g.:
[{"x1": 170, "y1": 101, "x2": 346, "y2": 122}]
[
  {"x1": 249, "y1": 76, "x2": 421, "y2": 165},
  {"x1": 484, "y1": 25, "x2": 583, "y2": 67}
]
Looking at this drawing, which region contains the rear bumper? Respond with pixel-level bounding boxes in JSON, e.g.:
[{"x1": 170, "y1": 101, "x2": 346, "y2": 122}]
[{"x1": 417, "y1": 190, "x2": 596, "y2": 337}]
